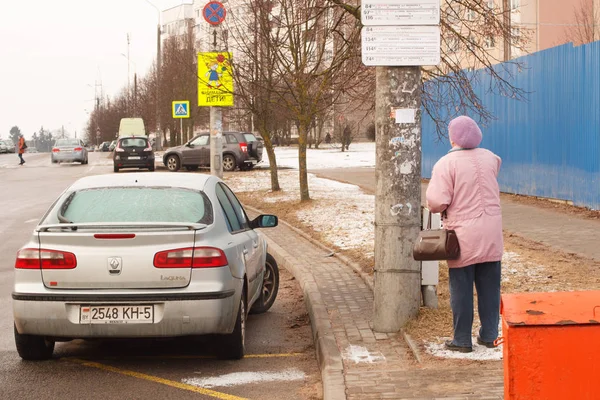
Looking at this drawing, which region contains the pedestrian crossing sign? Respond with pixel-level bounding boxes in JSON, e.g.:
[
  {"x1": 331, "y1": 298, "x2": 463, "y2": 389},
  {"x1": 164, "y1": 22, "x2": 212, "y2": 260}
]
[{"x1": 172, "y1": 101, "x2": 190, "y2": 118}]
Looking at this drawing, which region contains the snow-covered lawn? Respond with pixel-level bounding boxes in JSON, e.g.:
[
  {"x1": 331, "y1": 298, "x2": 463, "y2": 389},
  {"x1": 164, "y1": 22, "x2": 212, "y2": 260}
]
[{"x1": 259, "y1": 142, "x2": 376, "y2": 170}]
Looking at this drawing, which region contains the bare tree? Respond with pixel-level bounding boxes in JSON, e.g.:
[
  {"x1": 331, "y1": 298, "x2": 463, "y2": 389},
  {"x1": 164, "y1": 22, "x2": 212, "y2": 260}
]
[{"x1": 564, "y1": 0, "x2": 600, "y2": 45}]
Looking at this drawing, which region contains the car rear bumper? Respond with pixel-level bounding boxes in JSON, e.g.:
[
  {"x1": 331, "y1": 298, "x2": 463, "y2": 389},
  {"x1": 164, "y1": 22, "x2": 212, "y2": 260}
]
[
  {"x1": 52, "y1": 152, "x2": 85, "y2": 162},
  {"x1": 114, "y1": 157, "x2": 155, "y2": 168},
  {"x1": 13, "y1": 280, "x2": 243, "y2": 339}
]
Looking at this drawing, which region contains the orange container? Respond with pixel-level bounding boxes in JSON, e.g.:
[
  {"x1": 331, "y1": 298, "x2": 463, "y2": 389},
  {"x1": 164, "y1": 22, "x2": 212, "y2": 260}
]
[{"x1": 500, "y1": 291, "x2": 600, "y2": 400}]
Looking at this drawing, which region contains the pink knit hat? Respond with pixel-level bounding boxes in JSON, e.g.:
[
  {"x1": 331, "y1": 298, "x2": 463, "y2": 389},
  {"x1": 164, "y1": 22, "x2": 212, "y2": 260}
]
[{"x1": 448, "y1": 116, "x2": 482, "y2": 148}]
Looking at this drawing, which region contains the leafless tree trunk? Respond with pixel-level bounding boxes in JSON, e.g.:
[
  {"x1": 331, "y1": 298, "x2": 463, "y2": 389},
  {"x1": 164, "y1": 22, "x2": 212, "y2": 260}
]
[{"x1": 564, "y1": 0, "x2": 600, "y2": 45}]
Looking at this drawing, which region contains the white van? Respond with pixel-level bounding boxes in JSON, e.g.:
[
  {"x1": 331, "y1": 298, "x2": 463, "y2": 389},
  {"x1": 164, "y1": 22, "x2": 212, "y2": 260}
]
[{"x1": 118, "y1": 118, "x2": 146, "y2": 137}]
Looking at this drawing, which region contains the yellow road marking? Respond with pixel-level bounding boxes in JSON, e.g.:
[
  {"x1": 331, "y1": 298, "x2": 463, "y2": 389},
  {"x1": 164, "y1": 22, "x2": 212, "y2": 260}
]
[
  {"x1": 62, "y1": 353, "x2": 302, "y2": 361},
  {"x1": 68, "y1": 358, "x2": 247, "y2": 400}
]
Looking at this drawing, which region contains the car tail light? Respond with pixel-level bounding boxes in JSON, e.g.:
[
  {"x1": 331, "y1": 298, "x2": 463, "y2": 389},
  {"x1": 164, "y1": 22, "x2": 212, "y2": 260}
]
[
  {"x1": 15, "y1": 248, "x2": 77, "y2": 269},
  {"x1": 115, "y1": 143, "x2": 125, "y2": 152},
  {"x1": 239, "y1": 143, "x2": 248, "y2": 153},
  {"x1": 74, "y1": 147, "x2": 83, "y2": 151},
  {"x1": 52, "y1": 148, "x2": 60, "y2": 153},
  {"x1": 154, "y1": 247, "x2": 228, "y2": 269}
]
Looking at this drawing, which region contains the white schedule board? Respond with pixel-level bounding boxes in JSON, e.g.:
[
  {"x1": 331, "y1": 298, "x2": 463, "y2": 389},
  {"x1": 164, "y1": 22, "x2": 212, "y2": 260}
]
[
  {"x1": 361, "y1": 25, "x2": 441, "y2": 66},
  {"x1": 361, "y1": 0, "x2": 440, "y2": 26}
]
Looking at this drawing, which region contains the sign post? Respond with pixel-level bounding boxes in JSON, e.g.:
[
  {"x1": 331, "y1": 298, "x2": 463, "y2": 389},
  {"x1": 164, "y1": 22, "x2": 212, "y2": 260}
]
[
  {"x1": 361, "y1": 0, "x2": 441, "y2": 332},
  {"x1": 200, "y1": 1, "x2": 229, "y2": 179},
  {"x1": 172, "y1": 100, "x2": 190, "y2": 145}
]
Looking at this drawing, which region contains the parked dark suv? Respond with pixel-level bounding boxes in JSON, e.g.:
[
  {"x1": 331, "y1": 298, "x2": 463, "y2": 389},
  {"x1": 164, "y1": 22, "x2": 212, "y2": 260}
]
[
  {"x1": 163, "y1": 131, "x2": 263, "y2": 172},
  {"x1": 113, "y1": 136, "x2": 155, "y2": 173}
]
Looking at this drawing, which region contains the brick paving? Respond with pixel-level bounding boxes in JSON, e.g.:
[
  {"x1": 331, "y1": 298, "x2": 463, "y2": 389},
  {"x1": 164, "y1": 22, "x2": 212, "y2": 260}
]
[{"x1": 259, "y1": 219, "x2": 504, "y2": 399}]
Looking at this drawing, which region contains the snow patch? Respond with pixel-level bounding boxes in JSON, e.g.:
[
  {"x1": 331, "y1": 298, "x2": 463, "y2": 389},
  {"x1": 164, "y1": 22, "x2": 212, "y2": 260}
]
[
  {"x1": 182, "y1": 369, "x2": 306, "y2": 388},
  {"x1": 343, "y1": 345, "x2": 385, "y2": 364},
  {"x1": 425, "y1": 338, "x2": 503, "y2": 361}
]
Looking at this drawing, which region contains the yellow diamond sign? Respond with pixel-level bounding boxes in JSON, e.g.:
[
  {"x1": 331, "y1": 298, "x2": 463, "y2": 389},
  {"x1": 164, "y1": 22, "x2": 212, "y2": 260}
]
[{"x1": 198, "y1": 52, "x2": 233, "y2": 107}]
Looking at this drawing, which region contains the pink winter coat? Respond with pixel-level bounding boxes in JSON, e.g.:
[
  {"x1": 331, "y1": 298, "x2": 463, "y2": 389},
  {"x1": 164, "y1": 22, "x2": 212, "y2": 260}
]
[{"x1": 426, "y1": 148, "x2": 504, "y2": 268}]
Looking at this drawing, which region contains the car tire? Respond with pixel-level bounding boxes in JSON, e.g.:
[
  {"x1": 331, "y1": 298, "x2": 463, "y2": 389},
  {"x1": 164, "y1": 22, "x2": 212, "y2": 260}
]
[
  {"x1": 223, "y1": 154, "x2": 236, "y2": 172},
  {"x1": 250, "y1": 253, "x2": 280, "y2": 314},
  {"x1": 113, "y1": 166, "x2": 119, "y2": 173},
  {"x1": 166, "y1": 155, "x2": 181, "y2": 172},
  {"x1": 149, "y1": 164, "x2": 155, "y2": 172},
  {"x1": 51, "y1": 158, "x2": 57, "y2": 164},
  {"x1": 218, "y1": 288, "x2": 246, "y2": 360},
  {"x1": 14, "y1": 324, "x2": 55, "y2": 361}
]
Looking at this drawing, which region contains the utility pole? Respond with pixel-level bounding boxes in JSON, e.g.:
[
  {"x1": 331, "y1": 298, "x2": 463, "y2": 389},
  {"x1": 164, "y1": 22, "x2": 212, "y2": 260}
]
[
  {"x1": 361, "y1": 3, "x2": 440, "y2": 332},
  {"x1": 156, "y1": 22, "x2": 162, "y2": 150},
  {"x1": 372, "y1": 67, "x2": 423, "y2": 332},
  {"x1": 503, "y1": 0, "x2": 511, "y2": 61}
]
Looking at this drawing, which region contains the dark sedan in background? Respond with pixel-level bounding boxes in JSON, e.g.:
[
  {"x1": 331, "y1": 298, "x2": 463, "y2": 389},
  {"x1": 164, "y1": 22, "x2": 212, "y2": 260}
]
[{"x1": 113, "y1": 136, "x2": 155, "y2": 172}]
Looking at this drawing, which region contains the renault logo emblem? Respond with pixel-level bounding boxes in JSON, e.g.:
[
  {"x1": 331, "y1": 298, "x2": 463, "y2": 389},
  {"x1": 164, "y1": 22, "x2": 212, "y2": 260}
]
[{"x1": 108, "y1": 257, "x2": 122, "y2": 275}]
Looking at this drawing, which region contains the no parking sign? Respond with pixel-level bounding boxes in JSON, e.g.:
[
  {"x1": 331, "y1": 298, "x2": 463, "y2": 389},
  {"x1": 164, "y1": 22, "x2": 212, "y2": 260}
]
[{"x1": 203, "y1": 1, "x2": 226, "y2": 26}]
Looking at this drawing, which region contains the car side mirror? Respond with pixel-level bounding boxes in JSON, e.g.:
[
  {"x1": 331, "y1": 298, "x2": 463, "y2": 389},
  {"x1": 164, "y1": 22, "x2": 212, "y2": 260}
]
[
  {"x1": 250, "y1": 214, "x2": 278, "y2": 229},
  {"x1": 185, "y1": 143, "x2": 193, "y2": 148}
]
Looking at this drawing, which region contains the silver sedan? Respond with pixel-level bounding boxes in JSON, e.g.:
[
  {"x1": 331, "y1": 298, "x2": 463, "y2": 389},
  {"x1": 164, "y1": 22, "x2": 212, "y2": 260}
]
[
  {"x1": 51, "y1": 138, "x2": 89, "y2": 164},
  {"x1": 13, "y1": 173, "x2": 278, "y2": 360}
]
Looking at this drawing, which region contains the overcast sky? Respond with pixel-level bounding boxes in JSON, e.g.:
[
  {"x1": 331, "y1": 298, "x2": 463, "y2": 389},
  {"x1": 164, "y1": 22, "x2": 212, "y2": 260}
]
[{"x1": 0, "y1": 0, "x2": 185, "y2": 140}]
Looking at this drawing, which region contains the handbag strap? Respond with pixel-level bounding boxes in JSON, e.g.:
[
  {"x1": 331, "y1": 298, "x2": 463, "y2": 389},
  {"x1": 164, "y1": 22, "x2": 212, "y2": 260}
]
[{"x1": 426, "y1": 210, "x2": 432, "y2": 230}]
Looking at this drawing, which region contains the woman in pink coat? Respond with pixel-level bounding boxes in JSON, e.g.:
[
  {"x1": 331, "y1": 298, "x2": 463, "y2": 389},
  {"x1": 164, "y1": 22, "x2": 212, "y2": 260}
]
[{"x1": 426, "y1": 116, "x2": 503, "y2": 353}]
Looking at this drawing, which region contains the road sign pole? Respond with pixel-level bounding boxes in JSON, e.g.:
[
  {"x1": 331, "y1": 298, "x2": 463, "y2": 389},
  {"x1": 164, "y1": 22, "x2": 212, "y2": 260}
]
[{"x1": 210, "y1": 106, "x2": 223, "y2": 178}]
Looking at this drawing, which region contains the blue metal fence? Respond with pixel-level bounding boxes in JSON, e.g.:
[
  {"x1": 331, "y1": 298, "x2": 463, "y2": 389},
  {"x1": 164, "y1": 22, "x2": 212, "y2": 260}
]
[{"x1": 422, "y1": 42, "x2": 600, "y2": 210}]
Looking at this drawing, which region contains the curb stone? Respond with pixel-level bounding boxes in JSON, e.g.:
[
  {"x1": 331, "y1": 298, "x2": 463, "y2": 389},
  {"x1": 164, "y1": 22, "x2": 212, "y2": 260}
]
[{"x1": 263, "y1": 236, "x2": 346, "y2": 400}]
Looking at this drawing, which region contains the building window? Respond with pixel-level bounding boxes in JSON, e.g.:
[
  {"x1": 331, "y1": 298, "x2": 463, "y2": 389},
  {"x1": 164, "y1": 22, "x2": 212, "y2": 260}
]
[
  {"x1": 446, "y1": 5, "x2": 461, "y2": 25},
  {"x1": 448, "y1": 37, "x2": 460, "y2": 53},
  {"x1": 511, "y1": 0, "x2": 520, "y2": 10},
  {"x1": 487, "y1": 0, "x2": 494, "y2": 8},
  {"x1": 467, "y1": 8, "x2": 476, "y2": 21},
  {"x1": 485, "y1": 36, "x2": 495, "y2": 49}
]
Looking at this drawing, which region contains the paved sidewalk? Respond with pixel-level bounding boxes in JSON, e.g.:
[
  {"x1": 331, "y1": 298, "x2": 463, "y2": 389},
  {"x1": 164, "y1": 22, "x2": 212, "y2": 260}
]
[{"x1": 248, "y1": 208, "x2": 504, "y2": 400}]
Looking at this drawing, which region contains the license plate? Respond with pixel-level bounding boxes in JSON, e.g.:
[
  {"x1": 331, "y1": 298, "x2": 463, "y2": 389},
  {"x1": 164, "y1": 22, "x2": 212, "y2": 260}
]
[
  {"x1": 80, "y1": 305, "x2": 154, "y2": 324},
  {"x1": 128, "y1": 156, "x2": 140, "y2": 160}
]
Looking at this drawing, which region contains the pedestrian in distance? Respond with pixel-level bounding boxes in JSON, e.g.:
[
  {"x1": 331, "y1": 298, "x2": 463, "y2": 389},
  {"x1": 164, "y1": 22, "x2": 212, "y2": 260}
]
[
  {"x1": 426, "y1": 115, "x2": 503, "y2": 353},
  {"x1": 18, "y1": 134, "x2": 26, "y2": 165}
]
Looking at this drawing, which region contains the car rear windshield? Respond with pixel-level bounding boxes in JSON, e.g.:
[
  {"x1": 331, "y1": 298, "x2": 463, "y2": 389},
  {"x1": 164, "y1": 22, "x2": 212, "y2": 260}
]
[
  {"x1": 120, "y1": 138, "x2": 147, "y2": 148},
  {"x1": 243, "y1": 134, "x2": 258, "y2": 143},
  {"x1": 55, "y1": 139, "x2": 80, "y2": 147},
  {"x1": 47, "y1": 187, "x2": 213, "y2": 224}
]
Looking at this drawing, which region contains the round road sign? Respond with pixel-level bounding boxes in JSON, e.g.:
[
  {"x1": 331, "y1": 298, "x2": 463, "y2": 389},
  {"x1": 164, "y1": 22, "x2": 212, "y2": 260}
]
[{"x1": 203, "y1": 1, "x2": 226, "y2": 26}]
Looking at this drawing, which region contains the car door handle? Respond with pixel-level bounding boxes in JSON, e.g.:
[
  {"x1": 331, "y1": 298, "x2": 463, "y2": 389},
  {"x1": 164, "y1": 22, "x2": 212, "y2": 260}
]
[
  {"x1": 243, "y1": 249, "x2": 249, "y2": 255},
  {"x1": 253, "y1": 241, "x2": 259, "y2": 249}
]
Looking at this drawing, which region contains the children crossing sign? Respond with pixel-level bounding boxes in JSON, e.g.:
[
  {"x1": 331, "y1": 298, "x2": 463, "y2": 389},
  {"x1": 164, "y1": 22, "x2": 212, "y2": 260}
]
[{"x1": 172, "y1": 101, "x2": 190, "y2": 118}]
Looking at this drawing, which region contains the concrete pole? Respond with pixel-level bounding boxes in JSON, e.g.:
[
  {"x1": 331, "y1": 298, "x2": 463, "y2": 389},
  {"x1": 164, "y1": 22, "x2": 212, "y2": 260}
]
[
  {"x1": 373, "y1": 66, "x2": 422, "y2": 333},
  {"x1": 503, "y1": 0, "x2": 511, "y2": 61},
  {"x1": 209, "y1": 28, "x2": 223, "y2": 178}
]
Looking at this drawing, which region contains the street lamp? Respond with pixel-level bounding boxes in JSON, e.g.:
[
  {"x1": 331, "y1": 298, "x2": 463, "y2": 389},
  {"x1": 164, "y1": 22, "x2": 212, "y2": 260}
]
[{"x1": 143, "y1": 0, "x2": 162, "y2": 150}]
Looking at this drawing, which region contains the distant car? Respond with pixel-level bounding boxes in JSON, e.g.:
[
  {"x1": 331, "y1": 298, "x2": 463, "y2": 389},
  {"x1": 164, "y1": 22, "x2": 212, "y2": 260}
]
[
  {"x1": 163, "y1": 131, "x2": 263, "y2": 172},
  {"x1": 86, "y1": 145, "x2": 95, "y2": 152},
  {"x1": 100, "y1": 141, "x2": 111, "y2": 152},
  {"x1": 109, "y1": 140, "x2": 117, "y2": 152},
  {"x1": 27, "y1": 147, "x2": 39, "y2": 153},
  {"x1": 12, "y1": 172, "x2": 279, "y2": 361},
  {"x1": 113, "y1": 136, "x2": 155, "y2": 173},
  {"x1": 0, "y1": 142, "x2": 7, "y2": 154},
  {"x1": 51, "y1": 138, "x2": 89, "y2": 164},
  {"x1": 2, "y1": 140, "x2": 16, "y2": 153}
]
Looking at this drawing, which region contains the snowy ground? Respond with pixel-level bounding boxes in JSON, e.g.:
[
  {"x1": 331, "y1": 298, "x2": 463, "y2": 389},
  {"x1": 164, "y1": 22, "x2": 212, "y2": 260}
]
[
  {"x1": 259, "y1": 142, "x2": 376, "y2": 170},
  {"x1": 226, "y1": 142, "x2": 524, "y2": 362}
]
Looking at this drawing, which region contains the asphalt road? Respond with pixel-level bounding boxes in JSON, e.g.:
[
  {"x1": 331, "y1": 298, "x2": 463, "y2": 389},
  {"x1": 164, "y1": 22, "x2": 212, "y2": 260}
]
[{"x1": 0, "y1": 152, "x2": 320, "y2": 400}]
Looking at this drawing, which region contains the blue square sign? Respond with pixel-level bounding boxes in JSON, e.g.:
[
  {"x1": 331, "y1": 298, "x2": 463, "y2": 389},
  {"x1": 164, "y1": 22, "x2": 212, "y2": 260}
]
[{"x1": 172, "y1": 101, "x2": 190, "y2": 118}]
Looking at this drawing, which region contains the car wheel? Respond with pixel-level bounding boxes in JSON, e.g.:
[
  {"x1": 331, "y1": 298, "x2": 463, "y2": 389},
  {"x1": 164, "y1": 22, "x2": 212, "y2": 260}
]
[
  {"x1": 223, "y1": 154, "x2": 236, "y2": 172},
  {"x1": 14, "y1": 324, "x2": 55, "y2": 361},
  {"x1": 219, "y1": 288, "x2": 246, "y2": 360},
  {"x1": 51, "y1": 158, "x2": 57, "y2": 164},
  {"x1": 250, "y1": 253, "x2": 280, "y2": 314},
  {"x1": 166, "y1": 155, "x2": 181, "y2": 172},
  {"x1": 149, "y1": 164, "x2": 155, "y2": 172},
  {"x1": 113, "y1": 166, "x2": 119, "y2": 173}
]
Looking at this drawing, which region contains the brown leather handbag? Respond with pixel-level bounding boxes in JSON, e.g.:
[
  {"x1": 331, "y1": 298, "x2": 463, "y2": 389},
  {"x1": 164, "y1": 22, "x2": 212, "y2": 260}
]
[{"x1": 413, "y1": 210, "x2": 460, "y2": 261}]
